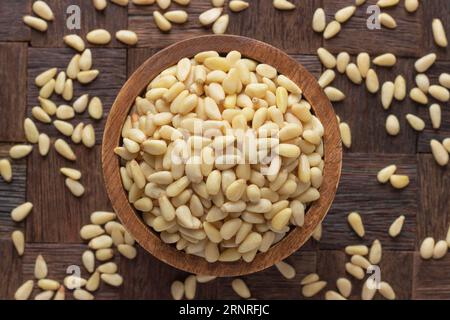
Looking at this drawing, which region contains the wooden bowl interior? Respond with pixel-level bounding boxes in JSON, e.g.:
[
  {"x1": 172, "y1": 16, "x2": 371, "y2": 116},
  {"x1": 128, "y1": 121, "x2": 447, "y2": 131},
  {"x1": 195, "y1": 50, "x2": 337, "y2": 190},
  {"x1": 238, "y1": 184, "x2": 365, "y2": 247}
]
[{"x1": 102, "y1": 35, "x2": 342, "y2": 277}]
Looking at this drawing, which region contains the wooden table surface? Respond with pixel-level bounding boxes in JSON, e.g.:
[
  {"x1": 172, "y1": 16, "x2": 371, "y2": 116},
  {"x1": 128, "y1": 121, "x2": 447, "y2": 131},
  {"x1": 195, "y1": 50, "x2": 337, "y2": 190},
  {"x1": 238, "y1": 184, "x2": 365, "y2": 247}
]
[{"x1": 0, "y1": 0, "x2": 449, "y2": 300}]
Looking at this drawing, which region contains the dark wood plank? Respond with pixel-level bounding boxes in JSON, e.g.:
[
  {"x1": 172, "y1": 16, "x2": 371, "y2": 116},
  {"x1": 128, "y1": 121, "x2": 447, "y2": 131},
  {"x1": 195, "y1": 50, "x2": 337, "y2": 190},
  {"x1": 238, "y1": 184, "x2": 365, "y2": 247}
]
[
  {"x1": 316, "y1": 250, "x2": 352, "y2": 300},
  {"x1": 0, "y1": 240, "x2": 23, "y2": 299},
  {"x1": 323, "y1": 0, "x2": 425, "y2": 57},
  {"x1": 321, "y1": 153, "x2": 417, "y2": 251},
  {"x1": 26, "y1": 145, "x2": 112, "y2": 243},
  {"x1": 0, "y1": 145, "x2": 27, "y2": 240},
  {"x1": 27, "y1": 48, "x2": 127, "y2": 144},
  {"x1": 0, "y1": 42, "x2": 28, "y2": 142},
  {"x1": 292, "y1": 54, "x2": 322, "y2": 79},
  {"x1": 0, "y1": 0, "x2": 30, "y2": 42},
  {"x1": 127, "y1": 47, "x2": 159, "y2": 77},
  {"x1": 413, "y1": 253, "x2": 450, "y2": 299},
  {"x1": 416, "y1": 154, "x2": 450, "y2": 247},
  {"x1": 377, "y1": 251, "x2": 413, "y2": 299},
  {"x1": 129, "y1": 0, "x2": 322, "y2": 55},
  {"x1": 30, "y1": 0, "x2": 128, "y2": 48}
]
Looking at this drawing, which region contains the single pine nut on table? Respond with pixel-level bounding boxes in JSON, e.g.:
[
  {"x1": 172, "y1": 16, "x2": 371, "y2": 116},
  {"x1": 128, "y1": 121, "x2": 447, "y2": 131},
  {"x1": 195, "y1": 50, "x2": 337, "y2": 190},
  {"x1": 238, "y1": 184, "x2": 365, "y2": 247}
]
[{"x1": 115, "y1": 50, "x2": 326, "y2": 263}]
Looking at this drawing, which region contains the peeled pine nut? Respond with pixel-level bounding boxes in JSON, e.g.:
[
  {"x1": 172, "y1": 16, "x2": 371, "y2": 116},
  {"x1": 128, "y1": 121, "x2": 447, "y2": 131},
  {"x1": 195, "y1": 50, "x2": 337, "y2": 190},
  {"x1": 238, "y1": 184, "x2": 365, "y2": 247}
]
[
  {"x1": 23, "y1": 15, "x2": 48, "y2": 32},
  {"x1": 62, "y1": 79, "x2": 73, "y2": 101},
  {"x1": 275, "y1": 261, "x2": 296, "y2": 279},
  {"x1": 388, "y1": 215, "x2": 405, "y2": 238},
  {"x1": 273, "y1": 0, "x2": 296, "y2": 10},
  {"x1": 318, "y1": 69, "x2": 335, "y2": 88},
  {"x1": 82, "y1": 250, "x2": 95, "y2": 273},
  {"x1": 339, "y1": 122, "x2": 351, "y2": 148},
  {"x1": 65, "y1": 178, "x2": 85, "y2": 197},
  {"x1": 171, "y1": 280, "x2": 184, "y2": 300},
  {"x1": 93, "y1": 0, "x2": 108, "y2": 10},
  {"x1": 38, "y1": 134, "x2": 50, "y2": 156},
  {"x1": 420, "y1": 237, "x2": 435, "y2": 259},
  {"x1": 385, "y1": 114, "x2": 400, "y2": 136},
  {"x1": 229, "y1": 1, "x2": 249, "y2": 12},
  {"x1": 73, "y1": 289, "x2": 94, "y2": 300},
  {"x1": 356, "y1": 53, "x2": 370, "y2": 78},
  {"x1": 213, "y1": 15, "x2": 229, "y2": 35},
  {"x1": 118, "y1": 244, "x2": 137, "y2": 259},
  {"x1": 312, "y1": 8, "x2": 326, "y2": 32},
  {"x1": 379, "y1": 12, "x2": 397, "y2": 29},
  {"x1": 390, "y1": 174, "x2": 410, "y2": 189},
  {"x1": 73, "y1": 94, "x2": 89, "y2": 113},
  {"x1": 361, "y1": 278, "x2": 376, "y2": 300},
  {"x1": 86, "y1": 272, "x2": 100, "y2": 292},
  {"x1": 312, "y1": 223, "x2": 322, "y2": 241},
  {"x1": 35, "y1": 68, "x2": 57, "y2": 87},
  {"x1": 405, "y1": 0, "x2": 419, "y2": 12},
  {"x1": 336, "y1": 278, "x2": 352, "y2": 298},
  {"x1": 373, "y1": 53, "x2": 396, "y2": 67},
  {"x1": 325, "y1": 290, "x2": 346, "y2": 300},
  {"x1": 184, "y1": 275, "x2": 196, "y2": 300},
  {"x1": 199, "y1": 8, "x2": 222, "y2": 26},
  {"x1": 429, "y1": 104, "x2": 441, "y2": 129},
  {"x1": 0, "y1": 159, "x2": 12, "y2": 182},
  {"x1": 116, "y1": 30, "x2": 139, "y2": 46},
  {"x1": 346, "y1": 63, "x2": 362, "y2": 84},
  {"x1": 337, "y1": 52, "x2": 350, "y2": 74},
  {"x1": 63, "y1": 35, "x2": 85, "y2": 52},
  {"x1": 32, "y1": 1, "x2": 54, "y2": 21},
  {"x1": 377, "y1": 0, "x2": 399, "y2": 7},
  {"x1": 77, "y1": 70, "x2": 99, "y2": 84},
  {"x1": 345, "y1": 262, "x2": 364, "y2": 280},
  {"x1": 355, "y1": 0, "x2": 366, "y2": 6},
  {"x1": 34, "y1": 254, "x2": 48, "y2": 279},
  {"x1": 14, "y1": 280, "x2": 34, "y2": 300},
  {"x1": 369, "y1": 239, "x2": 382, "y2": 264},
  {"x1": 164, "y1": 10, "x2": 188, "y2": 24},
  {"x1": 432, "y1": 240, "x2": 448, "y2": 259},
  {"x1": 406, "y1": 114, "x2": 425, "y2": 131},
  {"x1": 72, "y1": 123, "x2": 84, "y2": 144},
  {"x1": 439, "y1": 73, "x2": 450, "y2": 89},
  {"x1": 101, "y1": 273, "x2": 123, "y2": 287},
  {"x1": 348, "y1": 212, "x2": 364, "y2": 237},
  {"x1": 154, "y1": 11, "x2": 172, "y2": 32},
  {"x1": 24, "y1": 118, "x2": 39, "y2": 144},
  {"x1": 415, "y1": 53, "x2": 436, "y2": 73},
  {"x1": 11, "y1": 202, "x2": 33, "y2": 222},
  {"x1": 345, "y1": 244, "x2": 368, "y2": 256},
  {"x1": 351, "y1": 254, "x2": 371, "y2": 269},
  {"x1": 231, "y1": 278, "x2": 251, "y2": 298},
  {"x1": 86, "y1": 29, "x2": 112, "y2": 45},
  {"x1": 428, "y1": 85, "x2": 450, "y2": 102},
  {"x1": 9, "y1": 144, "x2": 33, "y2": 159},
  {"x1": 409, "y1": 88, "x2": 428, "y2": 105},
  {"x1": 365, "y1": 69, "x2": 379, "y2": 93},
  {"x1": 302, "y1": 281, "x2": 327, "y2": 297},
  {"x1": 430, "y1": 139, "x2": 449, "y2": 166},
  {"x1": 80, "y1": 224, "x2": 104, "y2": 240},
  {"x1": 32, "y1": 106, "x2": 51, "y2": 123},
  {"x1": 432, "y1": 19, "x2": 448, "y2": 48},
  {"x1": 54, "y1": 139, "x2": 76, "y2": 161},
  {"x1": 38, "y1": 97, "x2": 56, "y2": 115},
  {"x1": 91, "y1": 211, "x2": 116, "y2": 225},
  {"x1": 38, "y1": 279, "x2": 60, "y2": 291},
  {"x1": 323, "y1": 21, "x2": 341, "y2": 39},
  {"x1": 325, "y1": 87, "x2": 345, "y2": 101},
  {"x1": 12, "y1": 230, "x2": 25, "y2": 256},
  {"x1": 88, "y1": 97, "x2": 103, "y2": 120},
  {"x1": 377, "y1": 164, "x2": 397, "y2": 183},
  {"x1": 394, "y1": 75, "x2": 406, "y2": 101},
  {"x1": 66, "y1": 54, "x2": 80, "y2": 79},
  {"x1": 111, "y1": 0, "x2": 129, "y2": 6},
  {"x1": 415, "y1": 74, "x2": 430, "y2": 93},
  {"x1": 55, "y1": 71, "x2": 66, "y2": 95},
  {"x1": 301, "y1": 273, "x2": 319, "y2": 285},
  {"x1": 39, "y1": 79, "x2": 55, "y2": 98},
  {"x1": 335, "y1": 6, "x2": 356, "y2": 23}
]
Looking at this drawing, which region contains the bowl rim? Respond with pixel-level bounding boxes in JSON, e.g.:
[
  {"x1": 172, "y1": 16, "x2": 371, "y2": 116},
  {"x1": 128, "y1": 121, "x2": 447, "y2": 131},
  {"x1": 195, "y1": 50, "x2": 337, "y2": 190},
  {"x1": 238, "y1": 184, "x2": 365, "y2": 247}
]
[{"x1": 102, "y1": 34, "x2": 342, "y2": 277}]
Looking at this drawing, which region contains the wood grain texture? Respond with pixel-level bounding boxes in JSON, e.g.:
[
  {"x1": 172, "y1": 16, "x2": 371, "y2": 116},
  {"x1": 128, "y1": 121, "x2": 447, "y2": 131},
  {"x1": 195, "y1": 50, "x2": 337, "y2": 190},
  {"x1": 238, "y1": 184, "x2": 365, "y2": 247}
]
[
  {"x1": 0, "y1": 240, "x2": 23, "y2": 299},
  {"x1": 0, "y1": 145, "x2": 27, "y2": 240},
  {"x1": 0, "y1": 0, "x2": 30, "y2": 41},
  {"x1": 30, "y1": 0, "x2": 128, "y2": 48},
  {"x1": 26, "y1": 145, "x2": 112, "y2": 243},
  {"x1": 27, "y1": 48, "x2": 126, "y2": 144},
  {"x1": 321, "y1": 153, "x2": 417, "y2": 251},
  {"x1": 0, "y1": 42, "x2": 28, "y2": 142},
  {"x1": 413, "y1": 253, "x2": 450, "y2": 299},
  {"x1": 323, "y1": 0, "x2": 425, "y2": 57},
  {"x1": 421, "y1": 0, "x2": 450, "y2": 61},
  {"x1": 102, "y1": 35, "x2": 342, "y2": 277}
]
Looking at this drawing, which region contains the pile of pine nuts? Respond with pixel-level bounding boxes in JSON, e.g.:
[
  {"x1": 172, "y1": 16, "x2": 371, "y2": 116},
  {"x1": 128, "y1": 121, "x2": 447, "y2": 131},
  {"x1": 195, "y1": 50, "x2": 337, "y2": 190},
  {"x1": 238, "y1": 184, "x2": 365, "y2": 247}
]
[{"x1": 116, "y1": 50, "x2": 325, "y2": 263}]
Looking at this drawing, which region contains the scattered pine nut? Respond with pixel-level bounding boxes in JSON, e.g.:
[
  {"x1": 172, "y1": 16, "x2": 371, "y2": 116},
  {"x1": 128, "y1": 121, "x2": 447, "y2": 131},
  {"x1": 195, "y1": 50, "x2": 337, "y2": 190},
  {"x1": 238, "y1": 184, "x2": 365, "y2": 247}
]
[
  {"x1": 23, "y1": 15, "x2": 48, "y2": 32},
  {"x1": 32, "y1": 106, "x2": 51, "y2": 123},
  {"x1": 65, "y1": 178, "x2": 85, "y2": 197},
  {"x1": 345, "y1": 262, "x2": 365, "y2": 279},
  {"x1": 14, "y1": 280, "x2": 34, "y2": 300},
  {"x1": 300, "y1": 273, "x2": 319, "y2": 285},
  {"x1": 34, "y1": 254, "x2": 48, "y2": 279},
  {"x1": 38, "y1": 279, "x2": 60, "y2": 291},
  {"x1": 377, "y1": 164, "x2": 397, "y2": 183},
  {"x1": 428, "y1": 85, "x2": 450, "y2": 102},
  {"x1": 420, "y1": 237, "x2": 435, "y2": 259},
  {"x1": 73, "y1": 289, "x2": 94, "y2": 300},
  {"x1": 184, "y1": 275, "x2": 196, "y2": 299},
  {"x1": 361, "y1": 278, "x2": 376, "y2": 300},
  {"x1": 93, "y1": 0, "x2": 108, "y2": 11},
  {"x1": 199, "y1": 8, "x2": 223, "y2": 26},
  {"x1": 62, "y1": 79, "x2": 73, "y2": 101},
  {"x1": 0, "y1": 159, "x2": 12, "y2": 182},
  {"x1": 379, "y1": 12, "x2": 397, "y2": 29},
  {"x1": 373, "y1": 53, "x2": 396, "y2": 67},
  {"x1": 86, "y1": 29, "x2": 112, "y2": 45},
  {"x1": 406, "y1": 113, "x2": 425, "y2": 131},
  {"x1": 325, "y1": 87, "x2": 346, "y2": 101},
  {"x1": 82, "y1": 124, "x2": 96, "y2": 148},
  {"x1": 339, "y1": 122, "x2": 351, "y2": 148},
  {"x1": 379, "y1": 281, "x2": 396, "y2": 300},
  {"x1": 430, "y1": 139, "x2": 449, "y2": 166},
  {"x1": 273, "y1": 0, "x2": 296, "y2": 10},
  {"x1": 66, "y1": 54, "x2": 80, "y2": 80},
  {"x1": 345, "y1": 244, "x2": 369, "y2": 256},
  {"x1": 39, "y1": 79, "x2": 55, "y2": 98},
  {"x1": 356, "y1": 52, "x2": 370, "y2": 78},
  {"x1": 317, "y1": 48, "x2": 336, "y2": 69},
  {"x1": 318, "y1": 69, "x2": 336, "y2": 88},
  {"x1": 72, "y1": 123, "x2": 84, "y2": 144},
  {"x1": 77, "y1": 70, "x2": 100, "y2": 84},
  {"x1": 156, "y1": 0, "x2": 171, "y2": 10},
  {"x1": 335, "y1": 6, "x2": 356, "y2": 24},
  {"x1": 63, "y1": 35, "x2": 85, "y2": 52},
  {"x1": 86, "y1": 272, "x2": 100, "y2": 292},
  {"x1": 229, "y1": 1, "x2": 249, "y2": 13},
  {"x1": 429, "y1": 104, "x2": 441, "y2": 129},
  {"x1": 173, "y1": 0, "x2": 189, "y2": 5},
  {"x1": 312, "y1": 223, "x2": 322, "y2": 241},
  {"x1": 346, "y1": 63, "x2": 362, "y2": 84},
  {"x1": 432, "y1": 240, "x2": 448, "y2": 259},
  {"x1": 54, "y1": 286, "x2": 65, "y2": 300},
  {"x1": 355, "y1": 0, "x2": 366, "y2": 5},
  {"x1": 439, "y1": 73, "x2": 450, "y2": 89},
  {"x1": 415, "y1": 74, "x2": 430, "y2": 93},
  {"x1": 212, "y1": 14, "x2": 229, "y2": 35},
  {"x1": 312, "y1": 8, "x2": 326, "y2": 33},
  {"x1": 387, "y1": 216, "x2": 405, "y2": 239},
  {"x1": 82, "y1": 250, "x2": 95, "y2": 273},
  {"x1": 409, "y1": 88, "x2": 428, "y2": 105},
  {"x1": 377, "y1": 0, "x2": 399, "y2": 7},
  {"x1": 73, "y1": 94, "x2": 90, "y2": 113},
  {"x1": 79, "y1": 50, "x2": 92, "y2": 71},
  {"x1": 302, "y1": 280, "x2": 327, "y2": 297},
  {"x1": 231, "y1": 278, "x2": 251, "y2": 298},
  {"x1": 60, "y1": 167, "x2": 82, "y2": 180},
  {"x1": 88, "y1": 96, "x2": 103, "y2": 120},
  {"x1": 171, "y1": 280, "x2": 184, "y2": 300},
  {"x1": 54, "y1": 139, "x2": 76, "y2": 161},
  {"x1": 91, "y1": 211, "x2": 116, "y2": 225},
  {"x1": 101, "y1": 273, "x2": 123, "y2": 287},
  {"x1": 443, "y1": 138, "x2": 450, "y2": 153},
  {"x1": 336, "y1": 278, "x2": 352, "y2": 298},
  {"x1": 323, "y1": 20, "x2": 341, "y2": 40},
  {"x1": 389, "y1": 174, "x2": 410, "y2": 189},
  {"x1": 404, "y1": 0, "x2": 419, "y2": 13},
  {"x1": 394, "y1": 75, "x2": 406, "y2": 101},
  {"x1": 9, "y1": 145, "x2": 33, "y2": 160},
  {"x1": 11, "y1": 230, "x2": 25, "y2": 256},
  {"x1": 196, "y1": 275, "x2": 216, "y2": 283},
  {"x1": 325, "y1": 290, "x2": 346, "y2": 300},
  {"x1": 337, "y1": 52, "x2": 350, "y2": 74},
  {"x1": 116, "y1": 30, "x2": 139, "y2": 46},
  {"x1": 432, "y1": 19, "x2": 448, "y2": 48},
  {"x1": 11, "y1": 202, "x2": 33, "y2": 222},
  {"x1": 164, "y1": 10, "x2": 188, "y2": 24},
  {"x1": 32, "y1": 1, "x2": 55, "y2": 21},
  {"x1": 365, "y1": 69, "x2": 379, "y2": 93},
  {"x1": 23, "y1": 118, "x2": 39, "y2": 144},
  {"x1": 54, "y1": 120, "x2": 74, "y2": 137},
  {"x1": 348, "y1": 212, "x2": 365, "y2": 237},
  {"x1": 351, "y1": 254, "x2": 371, "y2": 269},
  {"x1": 275, "y1": 261, "x2": 296, "y2": 279},
  {"x1": 415, "y1": 53, "x2": 437, "y2": 73},
  {"x1": 35, "y1": 68, "x2": 57, "y2": 87},
  {"x1": 385, "y1": 115, "x2": 400, "y2": 136},
  {"x1": 369, "y1": 239, "x2": 382, "y2": 264},
  {"x1": 38, "y1": 133, "x2": 50, "y2": 156}
]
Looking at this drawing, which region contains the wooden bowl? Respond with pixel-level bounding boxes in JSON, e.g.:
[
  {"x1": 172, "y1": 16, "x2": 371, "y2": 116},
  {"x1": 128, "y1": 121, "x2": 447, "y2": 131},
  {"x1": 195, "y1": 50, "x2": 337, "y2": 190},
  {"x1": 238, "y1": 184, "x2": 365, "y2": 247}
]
[{"x1": 102, "y1": 35, "x2": 342, "y2": 277}]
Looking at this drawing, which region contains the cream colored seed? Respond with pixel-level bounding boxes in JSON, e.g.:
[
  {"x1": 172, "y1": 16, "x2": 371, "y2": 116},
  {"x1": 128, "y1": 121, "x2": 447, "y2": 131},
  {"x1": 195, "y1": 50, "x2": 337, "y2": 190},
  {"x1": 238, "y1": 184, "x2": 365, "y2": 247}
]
[
  {"x1": 39, "y1": 79, "x2": 55, "y2": 98},
  {"x1": 366, "y1": 69, "x2": 379, "y2": 93},
  {"x1": 55, "y1": 71, "x2": 66, "y2": 95},
  {"x1": 73, "y1": 94, "x2": 89, "y2": 113},
  {"x1": 32, "y1": 106, "x2": 51, "y2": 123},
  {"x1": 56, "y1": 105, "x2": 75, "y2": 120},
  {"x1": 379, "y1": 282, "x2": 396, "y2": 300},
  {"x1": 88, "y1": 97, "x2": 103, "y2": 120},
  {"x1": 394, "y1": 75, "x2": 406, "y2": 100},
  {"x1": 66, "y1": 54, "x2": 80, "y2": 80},
  {"x1": 428, "y1": 85, "x2": 450, "y2": 102},
  {"x1": 184, "y1": 275, "x2": 197, "y2": 300},
  {"x1": 348, "y1": 212, "x2": 365, "y2": 237},
  {"x1": 273, "y1": 0, "x2": 296, "y2": 10},
  {"x1": 346, "y1": 63, "x2": 362, "y2": 84},
  {"x1": 345, "y1": 262, "x2": 364, "y2": 279},
  {"x1": 72, "y1": 123, "x2": 84, "y2": 144},
  {"x1": 409, "y1": 88, "x2": 428, "y2": 105},
  {"x1": 9, "y1": 145, "x2": 33, "y2": 159},
  {"x1": 373, "y1": 53, "x2": 396, "y2": 67},
  {"x1": 229, "y1": 1, "x2": 249, "y2": 12},
  {"x1": 196, "y1": 275, "x2": 216, "y2": 283},
  {"x1": 14, "y1": 280, "x2": 34, "y2": 300},
  {"x1": 406, "y1": 113, "x2": 425, "y2": 131},
  {"x1": 369, "y1": 239, "x2": 382, "y2": 264},
  {"x1": 24, "y1": 118, "x2": 39, "y2": 144},
  {"x1": 345, "y1": 245, "x2": 369, "y2": 255},
  {"x1": 389, "y1": 215, "x2": 405, "y2": 237},
  {"x1": 12, "y1": 230, "x2": 25, "y2": 256},
  {"x1": 77, "y1": 70, "x2": 99, "y2": 84},
  {"x1": 439, "y1": 73, "x2": 450, "y2": 89},
  {"x1": 302, "y1": 281, "x2": 327, "y2": 297},
  {"x1": 335, "y1": 6, "x2": 356, "y2": 23},
  {"x1": 11, "y1": 202, "x2": 33, "y2": 222},
  {"x1": 415, "y1": 74, "x2": 430, "y2": 93},
  {"x1": 444, "y1": 138, "x2": 450, "y2": 153},
  {"x1": 118, "y1": 244, "x2": 137, "y2": 259},
  {"x1": 35, "y1": 68, "x2": 57, "y2": 87},
  {"x1": 336, "y1": 278, "x2": 352, "y2": 298},
  {"x1": 213, "y1": 15, "x2": 229, "y2": 35},
  {"x1": 415, "y1": 53, "x2": 436, "y2": 73},
  {"x1": 275, "y1": 261, "x2": 296, "y2": 279},
  {"x1": 23, "y1": 15, "x2": 48, "y2": 32},
  {"x1": 430, "y1": 139, "x2": 449, "y2": 166},
  {"x1": 231, "y1": 279, "x2": 251, "y2": 298},
  {"x1": 300, "y1": 273, "x2": 319, "y2": 285},
  {"x1": 337, "y1": 52, "x2": 350, "y2": 74},
  {"x1": 377, "y1": 0, "x2": 399, "y2": 7},
  {"x1": 361, "y1": 278, "x2": 376, "y2": 300},
  {"x1": 339, "y1": 122, "x2": 351, "y2": 148},
  {"x1": 116, "y1": 30, "x2": 139, "y2": 46},
  {"x1": 82, "y1": 250, "x2": 95, "y2": 273},
  {"x1": 429, "y1": 104, "x2": 441, "y2": 129},
  {"x1": 54, "y1": 286, "x2": 65, "y2": 300},
  {"x1": 377, "y1": 164, "x2": 397, "y2": 183},
  {"x1": 0, "y1": 159, "x2": 12, "y2": 182},
  {"x1": 38, "y1": 279, "x2": 60, "y2": 291},
  {"x1": 317, "y1": 48, "x2": 336, "y2": 69},
  {"x1": 82, "y1": 124, "x2": 96, "y2": 148},
  {"x1": 101, "y1": 273, "x2": 123, "y2": 287},
  {"x1": 80, "y1": 225, "x2": 104, "y2": 240},
  {"x1": 62, "y1": 79, "x2": 73, "y2": 101},
  {"x1": 171, "y1": 280, "x2": 184, "y2": 300},
  {"x1": 405, "y1": 0, "x2": 419, "y2": 12},
  {"x1": 65, "y1": 178, "x2": 85, "y2": 197},
  {"x1": 385, "y1": 114, "x2": 400, "y2": 136},
  {"x1": 420, "y1": 237, "x2": 435, "y2": 259},
  {"x1": 32, "y1": 1, "x2": 54, "y2": 21},
  {"x1": 199, "y1": 8, "x2": 222, "y2": 26},
  {"x1": 432, "y1": 240, "x2": 448, "y2": 259},
  {"x1": 323, "y1": 21, "x2": 341, "y2": 39},
  {"x1": 93, "y1": 0, "x2": 108, "y2": 11},
  {"x1": 37, "y1": 133, "x2": 50, "y2": 156},
  {"x1": 356, "y1": 52, "x2": 370, "y2": 78},
  {"x1": 73, "y1": 289, "x2": 94, "y2": 300},
  {"x1": 79, "y1": 50, "x2": 92, "y2": 71},
  {"x1": 379, "y1": 13, "x2": 397, "y2": 29},
  {"x1": 325, "y1": 87, "x2": 345, "y2": 102},
  {"x1": 85, "y1": 272, "x2": 100, "y2": 292},
  {"x1": 390, "y1": 174, "x2": 410, "y2": 189},
  {"x1": 63, "y1": 35, "x2": 85, "y2": 52},
  {"x1": 54, "y1": 139, "x2": 76, "y2": 161},
  {"x1": 34, "y1": 254, "x2": 48, "y2": 279},
  {"x1": 355, "y1": 0, "x2": 366, "y2": 6},
  {"x1": 312, "y1": 8, "x2": 326, "y2": 32},
  {"x1": 325, "y1": 290, "x2": 346, "y2": 300},
  {"x1": 86, "y1": 29, "x2": 111, "y2": 45},
  {"x1": 432, "y1": 19, "x2": 448, "y2": 48},
  {"x1": 164, "y1": 10, "x2": 188, "y2": 24}
]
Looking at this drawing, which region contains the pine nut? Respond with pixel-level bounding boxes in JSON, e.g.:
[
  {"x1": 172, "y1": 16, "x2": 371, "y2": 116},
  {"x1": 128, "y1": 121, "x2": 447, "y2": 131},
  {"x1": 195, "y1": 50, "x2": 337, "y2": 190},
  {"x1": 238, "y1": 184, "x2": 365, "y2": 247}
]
[
  {"x1": 415, "y1": 53, "x2": 436, "y2": 73},
  {"x1": 379, "y1": 12, "x2": 397, "y2": 29},
  {"x1": 420, "y1": 237, "x2": 435, "y2": 259},
  {"x1": 32, "y1": 1, "x2": 54, "y2": 21},
  {"x1": 54, "y1": 139, "x2": 76, "y2": 161},
  {"x1": 335, "y1": 6, "x2": 356, "y2": 23},
  {"x1": 385, "y1": 114, "x2": 400, "y2": 136},
  {"x1": 101, "y1": 273, "x2": 123, "y2": 287},
  {"x1": 406, "y1": 113, "x2": 425, "y2": 131},
  {"x1": 86, "y1": 272, "x2": 100, "y2": 292},
  {"x1": 32, "y1": 106, "x2": 51, "y2": 123},
  {"x1": 388, "y1": 215, "x2": 405, "y2": 237},
  {"x1": 366, "y1": 69, "x2": 379, "y2": 93},
  {"x1": 302, "y1": 281, "x2": 327, "y2": 297},
  {"x1": 351, "y1": 254, "x2": 371, "y2": 269},
  {"x1": 82, "y1": 124, "x2": 96, "y2": 148},
  {"x1": 345, "y1": 262, "x2": 364, "y2": 279},
  {"x1": 369, "y1": 239, "x2": 382, "y2": 264},
  {"x1": 39, "y1": 79, "x2": 55, "y2": 98},
  {"x1": 428, "y1": 85, "x2": 449, "y2": 102},
  {"x1": 273, "y1": 0, "x2": 296, "y2": 10},
  {"x1": 9, "y1": 144, "x2": 33, "y2": 159},
  {"x1": 312, "y1": 8, "x2": 326, "y2": 32},
  {"x1": 231, "y1": 278, "x2": 251, "y2": 298},
  {"x1": 65, "y1": 178, "x2": 85, "y2": 197},
  {"x1": 12, "y1": 230, "x2": 25, "y2": 256},
  {"x1": 86, "y1": 29, "x2": 112, "y2": 45},
  {"x1": 0, "y1": 159, "x2": 12, "y2": 182},
  {"x1": 73, "y1": 289, "x2": 94, "y2": 300},
  {"x1": 415, "y1": 74, "x2": 430, "y2": 93},
  {"x1": 63, "y1": 35, "x2": 85, "y2": 52},
  {"x1": 275, "y1": 261, "x2": 296, "y2": 279},
  {"x1": 379, "y1": 282, "x2": 396, "y2": 300},
  {"x1": 171, "y1": 280, "x2": 184, "y2": 300},
  {"x1": 325, "y1": 87, "x2": 346, "y2": 101},
  {"x1": 323, "y1": 21, "x2": 341, "y2": 39},
  {"x1": 348, "y1": 212, "x2": 365, "y2": 237},
  {"x1": 116, "y1": 30, "x2": 139, "y2": 45},
  {"x1": 430, "y1": 139, "x2": 449, "y2": 166},
  {"x1": 23, "y1": 15, "x2": 48, "y2": 32},
  {"x1": 212, "y1": 14, "x2": 229, "y2": 34},
  {"x1": 377, "y1": 164, "x2": 397, "y2": 183},
  {"x1": 77, "y1": 70, "x2": 100, "y2": 84},
  {"x1": 325, "y1": 290, "x2": 346, "y2": 300},
  {"x1": 14, "y1": 280, "x2": 34, "y2": 300},
  {"x1": 24, "y1": 118, "x2": 39, "y2": 144},
  {"x1": 377, "y1": 0, "x2": 399, "y2": 7},
  {"x1": 55, "y1": 71, "x2": 66, "y2": 95},
  {"x1": 199, "y1": 8, "x2": 222, "y2": 26},
  {"x1": 337, "y1": 52, "x2": 350, "y2": 74},
  {"x1": 439, "y1": 73, "x2": 450, "y2": 89},
  {"x1": 346, "y1": 63, "x2": 362, "y2": 84},
  {"x1": 361, "y1": 278, "x2": 376, "y2": 300},
  {"x1": 301, "y1": 273, "x2": 319, "y2": 285},
  {"x1": 429, "y1": 104, "x2": 441, "y2": 129},
  {"x1": 164, "y1": 10, "x2": 188, "y2": 24},
  {"x1": 82, "y1": 250, "x2": 95, "y2": 273},
  {"x1": 432, "y1": 19, "x2": 448, "y2": 48},
  {"x1": 336, "y1": 278, "x2": 352, "y2": 298},
  {"x1": 93, "y1": 0, "x2": 108, "y2": 10},
  {"x1": 38, "y1": 279, "x2": 60, "y2": 291},
  {"x1": 35, "y1": 68, "x2": 57, "y2": 87},
  {"x1": 409, "y1": 88, "x2": 428, "y2": 105},
  {"x1": 229, "y1": 1, "x2": 249, "y2": 12},
  {"x1": 389, "y1": 174, "x2": 410, "y2": 189},
  {"x1": 184, "y1": 275, "x2": 197, "y2": 300},
  {"x1": 339, "y1": 122, "x2": 351, "y2": 148},
  {"x1": 345, "y1": 245, "x2": 369, "y2": 256},
  {"x1": 373, "y1": 53, "x2": 396, "y2": 67},
  {"x1": 34, "y1": 254, "x2": 48, "y2": 279},
  {"x1": 432, "y1": 240, "x2": 448, "y2": 259},
  {"x1": 394, "y1": 75, "x2": 406, "y2": 101},
  {"x1": 88, "y1": 97, "x2": 103, "y2": 120},
  {"x1": 405, "y1": 0, "x2": 419, "y2": 12},
  {"x1": 11, "y1": 202, "x2": 33, "y2": 222}
]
